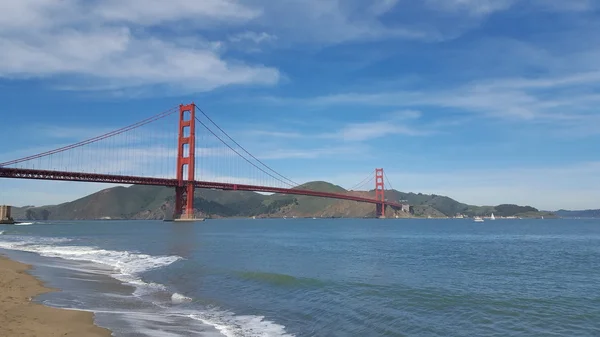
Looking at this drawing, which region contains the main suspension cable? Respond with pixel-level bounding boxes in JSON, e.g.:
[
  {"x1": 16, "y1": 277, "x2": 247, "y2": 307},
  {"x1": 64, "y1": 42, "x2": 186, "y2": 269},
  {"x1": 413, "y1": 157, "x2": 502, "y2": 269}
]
[{"x1": 194, "y1": 104, "x2": 301, "y2": 188}]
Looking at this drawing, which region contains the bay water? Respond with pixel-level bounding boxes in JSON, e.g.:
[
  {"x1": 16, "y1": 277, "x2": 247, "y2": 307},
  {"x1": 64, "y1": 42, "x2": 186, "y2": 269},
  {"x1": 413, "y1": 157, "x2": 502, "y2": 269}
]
[{"x1": 1, "y1": 218, "x2": 599, "y2": 336}]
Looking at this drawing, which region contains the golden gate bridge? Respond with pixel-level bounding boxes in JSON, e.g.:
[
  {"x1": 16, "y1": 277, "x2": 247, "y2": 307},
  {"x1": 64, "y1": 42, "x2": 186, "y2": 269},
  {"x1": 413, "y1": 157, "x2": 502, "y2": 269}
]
[{"x1": 0, "y1": 103, "x2": 405, "y2": 219}]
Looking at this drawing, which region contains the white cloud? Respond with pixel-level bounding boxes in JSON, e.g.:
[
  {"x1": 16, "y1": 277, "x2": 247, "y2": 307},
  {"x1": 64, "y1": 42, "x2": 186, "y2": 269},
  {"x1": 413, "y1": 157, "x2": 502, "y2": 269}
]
[
  {"x1": 5, "y1": 0, "x2": 594, "y2": 95},
  {"x1": 0, "y1": 0, "x2": 279, "y2": 92},
  {"x1": 0, "y1": 0, "x2": 77, "y2": 31},
  {"x1": 94, "y1": 0, "x2": 260, "y2": 26}
]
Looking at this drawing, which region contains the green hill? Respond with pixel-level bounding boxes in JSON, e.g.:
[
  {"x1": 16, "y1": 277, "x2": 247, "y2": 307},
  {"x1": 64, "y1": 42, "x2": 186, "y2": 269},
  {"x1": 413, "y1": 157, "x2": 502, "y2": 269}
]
[
  {"x1": 385, "y1": 191, "x2": 469, "y2": 216},
  {"x1": 11, "y1": 182, "x2": 552, "y2": 220},
  {"x1": 296, "y1": 181, "x2": 346, "y2": 193}
]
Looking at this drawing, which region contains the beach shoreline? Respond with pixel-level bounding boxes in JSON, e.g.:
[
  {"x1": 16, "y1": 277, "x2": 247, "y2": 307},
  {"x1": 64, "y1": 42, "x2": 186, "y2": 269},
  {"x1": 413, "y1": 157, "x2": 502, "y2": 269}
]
[{"x1": 0, "y1": 255, "x2": 112, "y2": 337}]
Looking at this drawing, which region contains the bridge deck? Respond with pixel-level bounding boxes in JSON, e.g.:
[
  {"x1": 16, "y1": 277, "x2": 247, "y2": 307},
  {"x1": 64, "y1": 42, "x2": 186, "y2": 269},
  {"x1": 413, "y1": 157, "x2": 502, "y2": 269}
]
[{"x1": 0, "y1": 168, "x2": 404, "y2": 208}]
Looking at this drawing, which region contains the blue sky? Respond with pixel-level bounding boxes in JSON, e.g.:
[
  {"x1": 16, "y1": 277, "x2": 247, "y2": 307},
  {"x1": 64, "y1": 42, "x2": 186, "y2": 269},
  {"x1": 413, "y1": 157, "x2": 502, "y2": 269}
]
[{"x1": 1, "y1": 0, "x2": 600, "y2": 210}]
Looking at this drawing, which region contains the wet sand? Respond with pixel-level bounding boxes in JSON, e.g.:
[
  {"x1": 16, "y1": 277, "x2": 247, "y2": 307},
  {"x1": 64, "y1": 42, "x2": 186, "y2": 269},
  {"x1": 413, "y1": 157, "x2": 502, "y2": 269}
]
[{"x1": 0, "y1": 255, "x2": 112, "y2": 337}]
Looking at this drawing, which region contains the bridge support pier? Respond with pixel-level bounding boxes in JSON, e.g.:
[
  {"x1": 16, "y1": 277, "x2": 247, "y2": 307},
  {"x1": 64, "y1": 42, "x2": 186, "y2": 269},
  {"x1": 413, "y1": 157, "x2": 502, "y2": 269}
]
[
  {"x1": 376, "y1": 203, "x2": 386, "y2": 219},
  {"x1": 174, "y1": 103, "x2": 196, "y2": 220}
]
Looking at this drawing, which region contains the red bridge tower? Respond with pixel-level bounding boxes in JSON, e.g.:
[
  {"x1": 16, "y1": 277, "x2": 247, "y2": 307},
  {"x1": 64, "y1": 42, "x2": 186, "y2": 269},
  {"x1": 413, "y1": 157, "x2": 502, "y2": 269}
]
[
  {"x1": 175, "y1": 103, "x2": 196, "y2": 219},
  {"x1": 375, "y1": 168, "x2": 385, "y2": 218}
]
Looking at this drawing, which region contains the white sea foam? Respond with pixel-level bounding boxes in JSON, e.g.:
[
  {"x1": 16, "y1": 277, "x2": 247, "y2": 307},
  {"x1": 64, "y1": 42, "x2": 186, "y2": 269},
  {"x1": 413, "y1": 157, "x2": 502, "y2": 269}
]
[
  {"x1": 0, "y1": 237, "x2": 180, "y2": 296},
  {"x1": 190, "y1": 309, "x2": 294, "y2": 337},
  {"x1": 171, "y1": 293, "x2": 193, "y2": 304}
]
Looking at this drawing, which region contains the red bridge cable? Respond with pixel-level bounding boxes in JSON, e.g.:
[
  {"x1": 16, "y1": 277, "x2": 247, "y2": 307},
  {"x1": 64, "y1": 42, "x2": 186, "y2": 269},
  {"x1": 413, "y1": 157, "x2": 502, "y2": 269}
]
[
  {"x1": 354, "y1": 176, "x2": 375, "y2": 192},
  {"x1": 384, "y1": 171, "x2": 394, "y2": 191},
  {"x1": 194, "y1": 104, "x2": 300, "y2": 188},
  {"x1": 0, "y1": 106, "x2": 180, "y2": 167},
  {"x1": 194, "y1": 116, "x2": 296, "y2": 188},
  {"x1": 348, "y1": 170, "x2": 375, "y2": 190}
]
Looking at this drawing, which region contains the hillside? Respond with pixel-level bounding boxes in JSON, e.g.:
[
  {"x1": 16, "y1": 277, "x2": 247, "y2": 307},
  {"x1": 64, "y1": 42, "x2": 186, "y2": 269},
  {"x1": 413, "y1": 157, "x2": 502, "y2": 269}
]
[
  {"x1": 554, "y1": 209, "x2": 600, "y2": 218},
  {"x1": 376, "y1": 190, "x2": 546, "y2": 218},
  {"x1": 12, "y1": 182, "x2": 552, "y2": 220}
]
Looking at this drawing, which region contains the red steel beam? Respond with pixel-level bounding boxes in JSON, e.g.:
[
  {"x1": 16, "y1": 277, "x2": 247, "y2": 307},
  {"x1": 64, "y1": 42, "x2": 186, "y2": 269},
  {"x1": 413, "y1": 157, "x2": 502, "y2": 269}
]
[{"x1": 0, "y1": 168, "x2": 405, "y2": 208}]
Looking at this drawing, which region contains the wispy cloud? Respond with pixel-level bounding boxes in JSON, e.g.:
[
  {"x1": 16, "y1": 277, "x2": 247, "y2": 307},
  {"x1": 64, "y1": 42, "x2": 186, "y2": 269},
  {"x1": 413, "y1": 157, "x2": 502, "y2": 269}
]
[
  {"x1": 229, "y1": 31, "x2": 277, "y2": 44},
  {"x1": 425, "y1": 0, "x2": 515, "y2": 16},
  {"x1": 256, "y1": 145, "x2": 368, "y2": 160},
  {"x1": 94, "y1": 0, "x2": 260, "y2": 25},
  {"x1": 34, "y1": 125, "x2": 118, "y2": 140},
  {"x1": 259, "y1": 66, "x2": 600, "y2": 133},
  {"x1": 244, "y1": 110, "x2": 429, "y2": 143},
  {"x1": 329, "y1": 112, "x2": 429, "y2": 141},
  {"x1": 245, "y1": 130, "x2": 304, "y2": 139}
]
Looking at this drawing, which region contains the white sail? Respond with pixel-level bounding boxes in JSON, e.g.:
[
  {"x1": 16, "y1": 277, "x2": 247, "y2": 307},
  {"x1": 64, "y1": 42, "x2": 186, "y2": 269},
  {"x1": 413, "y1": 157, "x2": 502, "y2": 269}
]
[{"x1": 491, "y1": 213, "x2": 495, "y2": 220}]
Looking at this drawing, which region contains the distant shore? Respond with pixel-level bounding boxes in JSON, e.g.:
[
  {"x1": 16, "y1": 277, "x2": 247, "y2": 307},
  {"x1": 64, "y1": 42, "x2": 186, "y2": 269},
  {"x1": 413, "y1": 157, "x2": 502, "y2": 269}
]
[{"x1": 0, "y1": 255, "x2": 111, "y2": 337}]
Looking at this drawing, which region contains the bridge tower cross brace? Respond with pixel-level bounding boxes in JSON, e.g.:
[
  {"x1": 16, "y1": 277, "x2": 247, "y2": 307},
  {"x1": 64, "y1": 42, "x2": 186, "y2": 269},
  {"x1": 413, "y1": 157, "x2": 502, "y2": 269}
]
[
  {"x1": 174, "y1": 103, "x2": 196, "y2": 219},
  {"x1": 375, "y1": 168, "x2": 385, "y2": 218}
]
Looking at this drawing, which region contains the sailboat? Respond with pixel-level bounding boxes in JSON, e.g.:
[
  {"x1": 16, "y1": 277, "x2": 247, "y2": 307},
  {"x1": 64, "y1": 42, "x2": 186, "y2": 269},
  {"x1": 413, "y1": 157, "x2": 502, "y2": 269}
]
[{"x1": 490, "y1": 213, "x2": 496, "y2": 220}]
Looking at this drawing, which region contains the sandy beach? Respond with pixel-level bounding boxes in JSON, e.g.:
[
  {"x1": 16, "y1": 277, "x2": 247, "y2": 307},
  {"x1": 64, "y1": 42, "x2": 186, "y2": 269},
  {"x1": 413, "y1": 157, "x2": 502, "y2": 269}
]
[{"x1": 0, "y1": 255, "x2": 112, "y2": 337}]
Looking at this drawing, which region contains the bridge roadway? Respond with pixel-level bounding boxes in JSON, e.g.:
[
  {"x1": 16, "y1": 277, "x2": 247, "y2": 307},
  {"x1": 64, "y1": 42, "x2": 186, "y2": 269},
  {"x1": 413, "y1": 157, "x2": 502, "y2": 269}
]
[{"x1": 0, "y1": 168, "x2": 404, "y2": 208}]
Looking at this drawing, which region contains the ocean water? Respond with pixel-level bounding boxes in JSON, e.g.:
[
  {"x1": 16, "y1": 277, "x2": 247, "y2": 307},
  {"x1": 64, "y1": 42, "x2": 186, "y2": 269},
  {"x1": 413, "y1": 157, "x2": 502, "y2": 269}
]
[{"x1": 1, "y1": 218, "x2": 600, "y2": 336}]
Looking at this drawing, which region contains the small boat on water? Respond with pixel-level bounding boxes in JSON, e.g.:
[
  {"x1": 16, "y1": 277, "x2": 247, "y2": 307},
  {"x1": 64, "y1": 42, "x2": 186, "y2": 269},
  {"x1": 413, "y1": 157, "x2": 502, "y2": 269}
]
[
  {"x1": 474, "y1": 216, "x2": 484, "y2": 222},
  {"x1": 490, "y1": 213, "x2": 496, "y2": 220}
]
